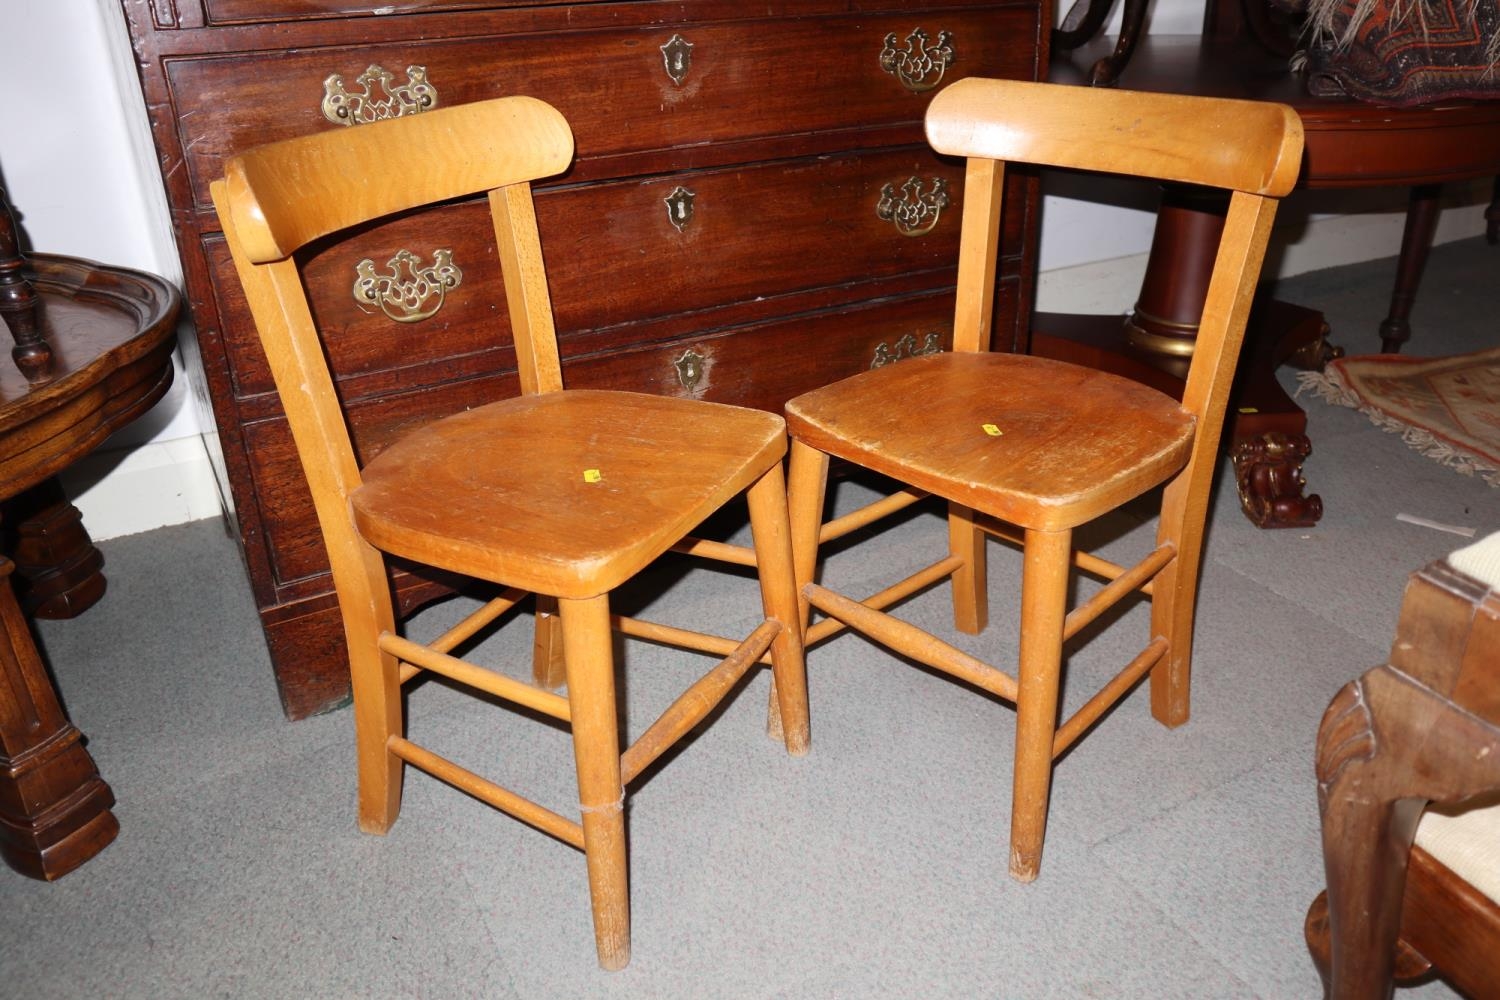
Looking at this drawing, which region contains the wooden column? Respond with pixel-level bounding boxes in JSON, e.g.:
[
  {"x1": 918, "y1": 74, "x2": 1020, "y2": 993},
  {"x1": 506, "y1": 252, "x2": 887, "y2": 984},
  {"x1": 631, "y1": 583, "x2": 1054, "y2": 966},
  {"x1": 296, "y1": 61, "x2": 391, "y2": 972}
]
[{"x1": 0, "y1": 551, "x2": 118, "y2": 880}]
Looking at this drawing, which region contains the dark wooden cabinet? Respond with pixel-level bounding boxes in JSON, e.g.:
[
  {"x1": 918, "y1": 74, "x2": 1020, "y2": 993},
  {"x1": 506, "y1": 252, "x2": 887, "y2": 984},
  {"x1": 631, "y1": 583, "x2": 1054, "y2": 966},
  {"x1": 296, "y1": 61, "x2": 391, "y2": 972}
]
[{"x1": 120, "y1": 0, "x2": 1047, "y2": 719}]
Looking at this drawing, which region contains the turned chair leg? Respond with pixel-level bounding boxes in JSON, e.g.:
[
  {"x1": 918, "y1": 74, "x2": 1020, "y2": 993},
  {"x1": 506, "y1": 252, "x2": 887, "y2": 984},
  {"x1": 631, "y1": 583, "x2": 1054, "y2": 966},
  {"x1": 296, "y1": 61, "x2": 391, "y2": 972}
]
[
  {"x1": 560, "y1": 594, "x2": 630, "y2": 970},
  {"x1": 746, "y1": 463, "x2": 810, "y2": 756},
  {"x1": 1009, "y1": 527, "x2": 1071, "y2": 882},
  {"x1": 949, "y1": 502, "x2": 988, "y2": 635}
]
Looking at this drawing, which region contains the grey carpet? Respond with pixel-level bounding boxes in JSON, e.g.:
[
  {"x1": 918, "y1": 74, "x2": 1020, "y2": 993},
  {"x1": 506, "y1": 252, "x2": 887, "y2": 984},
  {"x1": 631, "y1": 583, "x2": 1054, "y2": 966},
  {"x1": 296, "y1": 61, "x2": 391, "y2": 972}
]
[{"x1": 4, "y1": 238, "x2": 1497, "y2": 998}]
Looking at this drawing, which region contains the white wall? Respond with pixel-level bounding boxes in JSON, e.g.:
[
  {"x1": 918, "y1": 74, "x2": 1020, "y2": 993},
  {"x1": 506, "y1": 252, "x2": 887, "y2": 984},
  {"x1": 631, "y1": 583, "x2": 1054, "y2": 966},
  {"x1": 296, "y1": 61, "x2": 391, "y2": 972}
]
[{"x1": 1, "y1": 0, "x2": 1489, "y2": 539}]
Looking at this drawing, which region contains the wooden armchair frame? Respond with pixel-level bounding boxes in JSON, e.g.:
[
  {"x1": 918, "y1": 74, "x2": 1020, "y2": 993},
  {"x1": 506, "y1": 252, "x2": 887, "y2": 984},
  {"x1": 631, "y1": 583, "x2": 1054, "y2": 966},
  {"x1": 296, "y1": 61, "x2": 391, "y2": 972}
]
[{"x1": 1307, "y1": 537, "x2": 1500, "y2": 998}]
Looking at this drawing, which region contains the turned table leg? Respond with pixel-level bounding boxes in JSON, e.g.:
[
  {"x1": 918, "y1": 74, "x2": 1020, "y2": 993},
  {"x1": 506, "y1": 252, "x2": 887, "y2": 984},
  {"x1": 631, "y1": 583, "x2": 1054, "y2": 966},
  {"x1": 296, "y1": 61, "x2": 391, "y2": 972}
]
[
  {"x1": 1377, "y1": 184, "x2": 1442, "y2": 355},
  {"x1": 0, "y1": 553, "x2": 118, "y2": 879}
]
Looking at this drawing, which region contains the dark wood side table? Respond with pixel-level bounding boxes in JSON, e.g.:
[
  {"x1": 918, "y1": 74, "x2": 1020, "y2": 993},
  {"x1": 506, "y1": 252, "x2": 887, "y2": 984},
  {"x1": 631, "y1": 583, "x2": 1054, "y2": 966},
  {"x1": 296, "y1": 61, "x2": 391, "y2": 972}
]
[
  {"x1": 1044, "y1": 33, "x2": 1500, "y2": 529},
  {"x1": 0, "y1": 214, "x2": 178, "y2": 878}
]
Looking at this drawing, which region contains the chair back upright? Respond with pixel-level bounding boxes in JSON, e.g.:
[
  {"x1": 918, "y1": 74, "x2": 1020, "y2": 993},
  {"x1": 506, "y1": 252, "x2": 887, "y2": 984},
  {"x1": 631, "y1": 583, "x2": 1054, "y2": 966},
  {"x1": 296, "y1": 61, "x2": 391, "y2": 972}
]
[{"x1": 209, "y1": 96, "x2": 575, "y2": 594}]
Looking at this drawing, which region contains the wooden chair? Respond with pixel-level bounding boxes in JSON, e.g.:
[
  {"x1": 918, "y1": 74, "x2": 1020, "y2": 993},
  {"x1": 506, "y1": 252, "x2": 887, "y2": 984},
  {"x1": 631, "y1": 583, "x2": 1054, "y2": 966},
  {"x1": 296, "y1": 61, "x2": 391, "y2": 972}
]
[
  {"x1": 1305, "y1": 531, "x2": 1500, "y2": 999},
  {"x1": 784, "y1": 77, "x2": 1304, "y2": 881},
  {"x1": 210, "y1": 95, "x2": 810, "y2": 970}
]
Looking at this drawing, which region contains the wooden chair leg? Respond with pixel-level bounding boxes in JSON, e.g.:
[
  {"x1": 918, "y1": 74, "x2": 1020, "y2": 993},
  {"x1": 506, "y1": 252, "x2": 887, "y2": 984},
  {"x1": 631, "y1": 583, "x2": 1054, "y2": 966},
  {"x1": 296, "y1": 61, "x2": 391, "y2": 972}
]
[
  {"x1": 778, "y1": 440, "x2": 829, "y2": 743},
  {"x1": 1149, "y1": 475, "x2": 1200, "y2": 729},
  {"x1": 949, "y1": 502, "x2": 988, "y2": 635},
  {"x1": 786, "y1": 439, "x2": 830, "y2": 637},
  {"x1": 531, "y1": 595, "x2": 567, "y2": 690},
  {"x1": 559, "y1": 593, "x2": 630, "y2": 970},
  {"x1": 343, "y1": 557, "x2": 404, "y2": 835},
  {"x1": 746, "y1": 462, "x2": 810, "y2": 756},
  {"x1": 1009, "y1": 527, "x2": 1071, "y2": 882}
]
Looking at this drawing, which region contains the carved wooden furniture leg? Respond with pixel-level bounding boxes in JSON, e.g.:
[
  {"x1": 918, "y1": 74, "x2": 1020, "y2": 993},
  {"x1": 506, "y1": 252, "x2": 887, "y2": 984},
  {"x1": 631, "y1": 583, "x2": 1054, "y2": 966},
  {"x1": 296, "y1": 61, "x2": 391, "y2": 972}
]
[
  {"x1": 1378, "y1": 185, "x2": 1442, "y2": 354},
  {"x1": 0, "y1": 551, "x2": 118, "y2": 880},
  {"x1": 2, "y1": 478, "x2": 107, "y2": 620},
  {"x1": 1306, "y1": 552, "x2": 1500, "y2": 998}
]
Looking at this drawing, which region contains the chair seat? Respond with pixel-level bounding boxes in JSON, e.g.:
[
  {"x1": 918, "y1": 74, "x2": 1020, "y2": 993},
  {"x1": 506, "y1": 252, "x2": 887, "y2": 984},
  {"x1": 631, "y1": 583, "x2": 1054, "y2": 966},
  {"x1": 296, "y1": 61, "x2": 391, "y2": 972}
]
[
  {"x1": 353, "y1": 389, "x2": 787, "y2": 599},
  {"x1": 785, "y1": 352, "x2": 1196, "y2": 531}
]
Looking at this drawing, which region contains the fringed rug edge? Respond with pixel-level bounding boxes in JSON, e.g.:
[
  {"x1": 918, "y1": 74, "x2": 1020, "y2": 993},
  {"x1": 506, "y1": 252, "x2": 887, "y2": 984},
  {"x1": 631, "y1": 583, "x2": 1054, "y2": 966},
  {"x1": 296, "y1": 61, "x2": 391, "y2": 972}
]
[{"x1": 1295, "y1": 367, "x2": 1500, "y2": 488}]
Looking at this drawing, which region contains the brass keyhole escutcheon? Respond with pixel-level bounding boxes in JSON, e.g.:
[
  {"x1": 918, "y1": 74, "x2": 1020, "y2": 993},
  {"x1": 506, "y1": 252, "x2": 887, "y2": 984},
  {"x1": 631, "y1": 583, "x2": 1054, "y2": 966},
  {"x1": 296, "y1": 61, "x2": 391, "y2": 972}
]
[
  {"x1": 664, "y1": 186, "x2": 696, "y2": 232},
  {"x1": 661, "y1": 34, "x2": 694, "y2": 85},
  {"x1": 674, "y1": 348, "x2": 705, "y2": 391}
]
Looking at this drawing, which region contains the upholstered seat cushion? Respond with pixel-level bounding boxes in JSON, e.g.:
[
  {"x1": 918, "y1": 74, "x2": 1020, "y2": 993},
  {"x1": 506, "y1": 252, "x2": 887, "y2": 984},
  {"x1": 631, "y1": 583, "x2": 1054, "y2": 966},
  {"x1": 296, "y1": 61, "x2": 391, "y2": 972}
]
[
  {"x1": 1449, "y1": 529, "x2": 1500, "y2": 590},
  {"x1": 1416, "y1": 797, "x2": 1500, "y2": 906},
  {"x1": 1413, "y1": 529, "x2": 1500, "y2": 905}
]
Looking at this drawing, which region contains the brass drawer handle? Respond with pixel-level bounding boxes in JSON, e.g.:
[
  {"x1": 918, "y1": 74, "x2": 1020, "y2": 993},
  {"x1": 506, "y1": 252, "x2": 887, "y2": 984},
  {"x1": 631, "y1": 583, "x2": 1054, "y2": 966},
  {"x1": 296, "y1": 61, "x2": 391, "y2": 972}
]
[
  {"x1": 879, "y1": 28, "x2": 955, "y2": 93},
  {"x1": 664, "y1": 186, "x2": 696, "y2": 232},
  {"x1": 877, "y1": 177, "x2": 950, "y2": 237},
  {"x1": 352, "y1": 248, "x2": 462, "y2": 323},
  {"x1": 871, "y1": 332, "x2": 943, "y2": 368},
  {"x1": 322, "y1": 64, "x2": 438, "y2": 127},
  {"x1": 661, "y1": 34, "x2": 694, "y2": 86}
]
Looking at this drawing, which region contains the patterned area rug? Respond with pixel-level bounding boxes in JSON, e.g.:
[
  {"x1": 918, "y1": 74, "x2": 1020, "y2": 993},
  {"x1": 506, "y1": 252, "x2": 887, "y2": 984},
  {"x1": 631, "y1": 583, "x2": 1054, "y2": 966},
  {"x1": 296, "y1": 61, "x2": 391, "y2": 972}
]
[{"x1": 1298, "y1": 347, "x2": 1500, "y2": 487}]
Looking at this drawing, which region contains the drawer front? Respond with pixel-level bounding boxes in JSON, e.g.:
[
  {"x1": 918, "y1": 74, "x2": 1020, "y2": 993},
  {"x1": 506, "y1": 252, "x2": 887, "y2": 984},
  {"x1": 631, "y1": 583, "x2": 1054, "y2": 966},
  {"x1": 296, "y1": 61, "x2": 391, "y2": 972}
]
[
  {"x1": 208, "y1": 147, "x2": 1029, "y2": 401},
  {"x1": 562, "y1": 281, "x2": 1023, "y2": 410},
  {"x1": 246, "y1": 283, "x2": 1019, "y2": 590},
  {"x1": 166, "y1": 5, "x2": 1040, "y2": 210}
]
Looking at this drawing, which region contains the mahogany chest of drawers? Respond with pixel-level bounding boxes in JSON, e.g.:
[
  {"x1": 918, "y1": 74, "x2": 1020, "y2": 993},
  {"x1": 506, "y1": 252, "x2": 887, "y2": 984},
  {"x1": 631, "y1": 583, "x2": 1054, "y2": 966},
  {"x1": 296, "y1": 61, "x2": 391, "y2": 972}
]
[{"x1": 120, "y1": 0, "x2": 1047, "y2": 718}]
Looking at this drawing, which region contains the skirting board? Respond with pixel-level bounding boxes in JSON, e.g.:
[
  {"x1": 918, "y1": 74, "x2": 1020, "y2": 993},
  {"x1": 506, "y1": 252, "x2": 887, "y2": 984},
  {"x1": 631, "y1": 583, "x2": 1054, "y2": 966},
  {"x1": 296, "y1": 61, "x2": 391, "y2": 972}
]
[
  {"x1": 57, "y1": 435, "x2": 224, "y2": 542},
  {"x1": 61, "y1": 205, "x2": 1493, "y2": 541}
]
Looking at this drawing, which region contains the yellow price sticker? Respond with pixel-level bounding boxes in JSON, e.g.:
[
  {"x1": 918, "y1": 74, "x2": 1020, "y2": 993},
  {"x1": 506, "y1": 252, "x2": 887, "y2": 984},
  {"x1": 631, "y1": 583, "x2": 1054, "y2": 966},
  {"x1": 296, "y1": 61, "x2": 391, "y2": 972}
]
[
  {"x1": 981, "y1": 423, "x2": 1003, "y2": 437},
  {"x1": 583, "y1": 469, "x2": 603, "y2": 483}
]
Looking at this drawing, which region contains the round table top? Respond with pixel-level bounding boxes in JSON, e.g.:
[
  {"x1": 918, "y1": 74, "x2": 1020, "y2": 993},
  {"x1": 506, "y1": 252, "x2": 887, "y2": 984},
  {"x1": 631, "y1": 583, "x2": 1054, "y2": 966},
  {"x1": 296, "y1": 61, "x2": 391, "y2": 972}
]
[
  {"x1": 0, "y1": 254, "x2": 180, "y2": 502},
  {"x1": 1052, "y1": 35, "x2": 1500, "y2": 188}
]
